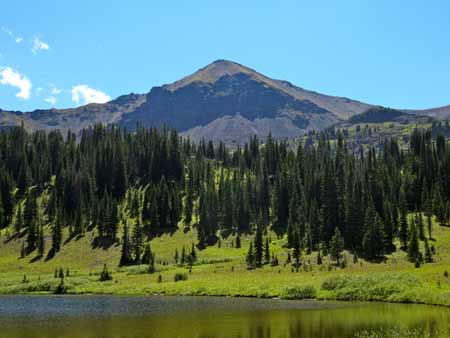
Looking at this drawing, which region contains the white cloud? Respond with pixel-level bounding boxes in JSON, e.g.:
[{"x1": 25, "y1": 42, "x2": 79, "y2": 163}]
[
  {"x1": 0, "y1": 67, "x2": 32, "y2": 100},
  {"x1": 50, "y1": 85, "x2": 62, "y2": 95},
  {"x1": 35, "y1": 87, "x2": 43, "y2": 96},
  {"x1": 44, "y1": 85, "x2": 62, "y2": 105},
  {"x1": 31, "y1": 36, "x2": 49, "y2": 54},
  {"x1": 2, "y1": 27, "x2": 23, "y2": 44},
  {"x1": 71, "y1": 84, "x2": 111, "y2": 105},
  {"x1": 45, "y1": 96, "x2": 57, "y2": 105}
]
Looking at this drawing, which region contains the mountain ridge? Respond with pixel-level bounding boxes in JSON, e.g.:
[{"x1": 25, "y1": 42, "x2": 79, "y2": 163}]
[{"x1": 1, "y1": 59, "x2": 449, "y2": 142}]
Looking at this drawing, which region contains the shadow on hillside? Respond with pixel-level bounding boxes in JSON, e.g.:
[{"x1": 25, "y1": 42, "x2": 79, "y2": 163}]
[
  {"x1": 197, "y1": 234, "x2": 219, "y2": 250},
  {"x1": 45, "y1": 248, "x2": 55, "y2": 261},
  {"x1": 3, "y1": 229, "x2": 27, "y2": 244},
  {"x1": 145, "y1": 227, "x2": 178, "y2": 240},
  {"x1": 29, "y1": 254, "x2": 43, "y2": 263},
  {"x1": 63, "y1": 232, "x2": 85, "y2": 246},
  {"x1": 91, "y1": 235, "x2": 117, "y2": 250}
]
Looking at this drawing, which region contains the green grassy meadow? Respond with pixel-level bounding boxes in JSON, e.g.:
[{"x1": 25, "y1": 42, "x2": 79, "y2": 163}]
[{"x1": 1, "y1": 214, "x2": 449, "y2": 307}]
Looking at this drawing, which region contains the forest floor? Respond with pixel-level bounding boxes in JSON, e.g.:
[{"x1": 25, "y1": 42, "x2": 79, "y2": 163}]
[{"x1": 0, "y1": 217, "x2": 449, "y2": 307}]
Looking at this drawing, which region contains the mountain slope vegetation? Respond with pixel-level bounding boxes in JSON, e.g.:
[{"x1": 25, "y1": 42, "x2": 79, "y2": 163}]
[{"x1": 0, "y1": 124, "x2": 449, "y2": 304}]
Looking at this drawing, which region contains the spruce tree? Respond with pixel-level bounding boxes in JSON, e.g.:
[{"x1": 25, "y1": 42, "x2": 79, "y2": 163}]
[
  {"x1": 15, "y1": 204, "x2": 23, "y2": 234},
  {"x1": 292, "y1": 230, "x2": 301, "y2": 269},
  {"x1": 316, "y1": 250, "x2": 322, "y2": 265},
  {"x1": 24, "y1": 191, "x2": 38, "y2": 250},
  {"x1": 399, "y1": 190, "x2": 409, "y2": 249},
  {"x1": 427, "y1": 214, "x2": 433, "y2": 240},
  {"x1": 142, "y1": 244, "x2": 152, "y2": 264},
  {"x1": 119, "y1": 222, "x2": 132, "y2": 266},
  {"x1": 246, "y1": 241, "x2": 255, "y2": 269},
  {"x1": 132, "y1": 219, "x2": 144, "y2": 264},
  {"x1": 416, "y1": 213, "x2": 425, "y2": 240},
  {"x1": 362, "y1": 213, "x2": 385, "y2": 261},
  {"x1": 254, "y1": 223, "x2": 263, "y2": 267},
  {"x1": 329, "y1": 227, "x2": 344, "y2": 264},
  {"x1": 51, "y1": 213, "x2": 62, "y2": 254},
  {"x1": 37, "y1": 225, "x2": 45, "y2": 257},
  {"x1": 189, "y1": 243, "x2": 197, "y2": 263},
  {"x1": 174, "y1": 249, "x2": 179, "y2": 264},
  {"x1": 408, "y1": 219, "x2": 421, "y2": 263},
  {"x1": 235, "y1": 234, "x2": 241, "y2": 248},
  {"x1": 264, "y1": 237, "x2": 270, "y2": 265}
]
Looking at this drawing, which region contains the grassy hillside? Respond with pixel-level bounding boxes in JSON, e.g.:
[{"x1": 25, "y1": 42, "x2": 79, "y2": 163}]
[{"x1": 1, "y1": 213, "x2": 449, "y2": 306}]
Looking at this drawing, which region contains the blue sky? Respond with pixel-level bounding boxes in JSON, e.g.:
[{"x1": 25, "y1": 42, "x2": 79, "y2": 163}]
[{"x1": 1, "y1": 0, "x2": 450, "y2": 111}]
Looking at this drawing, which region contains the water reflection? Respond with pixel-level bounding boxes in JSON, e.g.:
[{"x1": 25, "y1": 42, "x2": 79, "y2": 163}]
[{"x1": 0, "y1": 296, "x2": 448, "y2": 338}]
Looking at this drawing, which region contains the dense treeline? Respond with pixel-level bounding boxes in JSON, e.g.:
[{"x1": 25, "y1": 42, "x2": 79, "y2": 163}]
[{"x1": 0, "y1": 124, "x2": 449, "y2": 267}]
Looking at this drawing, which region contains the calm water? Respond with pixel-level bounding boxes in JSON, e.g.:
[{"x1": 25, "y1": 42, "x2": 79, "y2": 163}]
[{"x1": 0, "y1": 295, "x2": 449, "y2": 338}]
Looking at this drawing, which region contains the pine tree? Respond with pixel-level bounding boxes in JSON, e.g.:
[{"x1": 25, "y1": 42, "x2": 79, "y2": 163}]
[
  {"x1": 427, "y1": 214, "x2": 433, "y2": 240},
  {"x1": 329, "y1": 227, "x2": 344, "y2": 264},
  {"x1": 15, "y1": 204, "x2": 23, "y2": 234},
  {"x1": 316, "y1": 250, "x2": 322, "y2": 265},
  {"x1": 246, "y1": 241, "x2": 255, "y2": 269},
  {"x1": 142, "y1": 244, "x2": 152, "y2": 264},
  {"x1": 174, "y1": 249, "x2": 179, "y2": 264},
  {"x1": 303, "y1": 224, "x2": 312, "y2": 255},
  {"x1": 51, "y1": 213, "x2": 62, "y2": 254},
  {"x1": 24, "y1": 191, "x2": 38, "y2": 250},
  {"x1": 132, "y1": 219, "x2": 144, "y2": 264},
  {"x1": 189, "y1": 243, "x2": 197, "y2": 263},
  {"x1": 362, "y1": 212, "x2": 385, "y2": 261},
  {"x1": 235, "y1": 234, "x2": 241, "y2": 248},
  {"x1": 119, "y1": 222, "x2": 132, "y2": 266},
  {"x1": 254, "y1": 223, "x2": 263, "y2": 267},
  {"x1": 408, "y1": 219, "x2": 421, "y2": 263},
  {"x1": 37, "y1": 225, "x2": 45, "y2": 257},
  {"x1": 264, "y1": 237, "x2": 270, "y2": 264},
  {"x1": 148, "y1": 250, "x2": 156, "y2": 273},
  {"x1": 416, "y1": 213, "x2": 425, "y2": 240},
  {"x1": 399, "y1": 190, "x2": 409, "y2": 249},
  {"x1": 292, "y1": 230, "x2": 301, "y2": 269}
]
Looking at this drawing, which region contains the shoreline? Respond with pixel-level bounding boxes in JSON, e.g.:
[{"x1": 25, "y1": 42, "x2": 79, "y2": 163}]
[{"x1": 0, "y1": 284, "x2": 449, "y2": 309}]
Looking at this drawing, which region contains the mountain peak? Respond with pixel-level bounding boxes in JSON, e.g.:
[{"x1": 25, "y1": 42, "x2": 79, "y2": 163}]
[{"x1": 165, "y1": 59, "x2": 259, "y2": 91}]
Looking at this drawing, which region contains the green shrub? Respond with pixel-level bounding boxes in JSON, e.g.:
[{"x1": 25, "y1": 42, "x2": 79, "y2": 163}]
[
  {"x1": 321, "y1": 273, "x2": 421, "y2": 301},
  {"x1": 54, "y1": 278, "x2": 67, "y2": 294},
  {"x1": 353, "y1": 327, "x2": 448, "y2": 338},
  {"x1": 99, "y1": 264, "x2": 113, "y2": 282},
  {"x1": 281, "y1": 285, "x2": 317, "y2": 299},
  {"x1": 174, "y1": 273, "x2": 188, "y2": 282},
  {"x1": 26, "y1": 282, "x2": 52, "y2": 293}
]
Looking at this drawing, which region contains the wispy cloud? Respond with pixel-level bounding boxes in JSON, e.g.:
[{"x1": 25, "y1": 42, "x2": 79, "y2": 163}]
[
  {"x1": 72, "y1": 85, "x2": 111, "y2": 105},
  {"x1": 2, "y1": 26, "x2": 23, "y2": 44},
  {"x1": 1, "y1": 26, "x2": 13, "y2": 37},
  {"x1": 45, "y1": 96, "x2": 57, "y2": 105},
  {"x1": 50, "y1": 85, "x2": 62, "y2": 95},
  {"x1": 43, "y1": 84, "x2": 63, "y2": 105},
  {"x1": 31, "y1": 36, "x2": 50, "y2": 54},
  {"x1": 0, "y1": 66, "x2": 32, "y2": 100}
]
